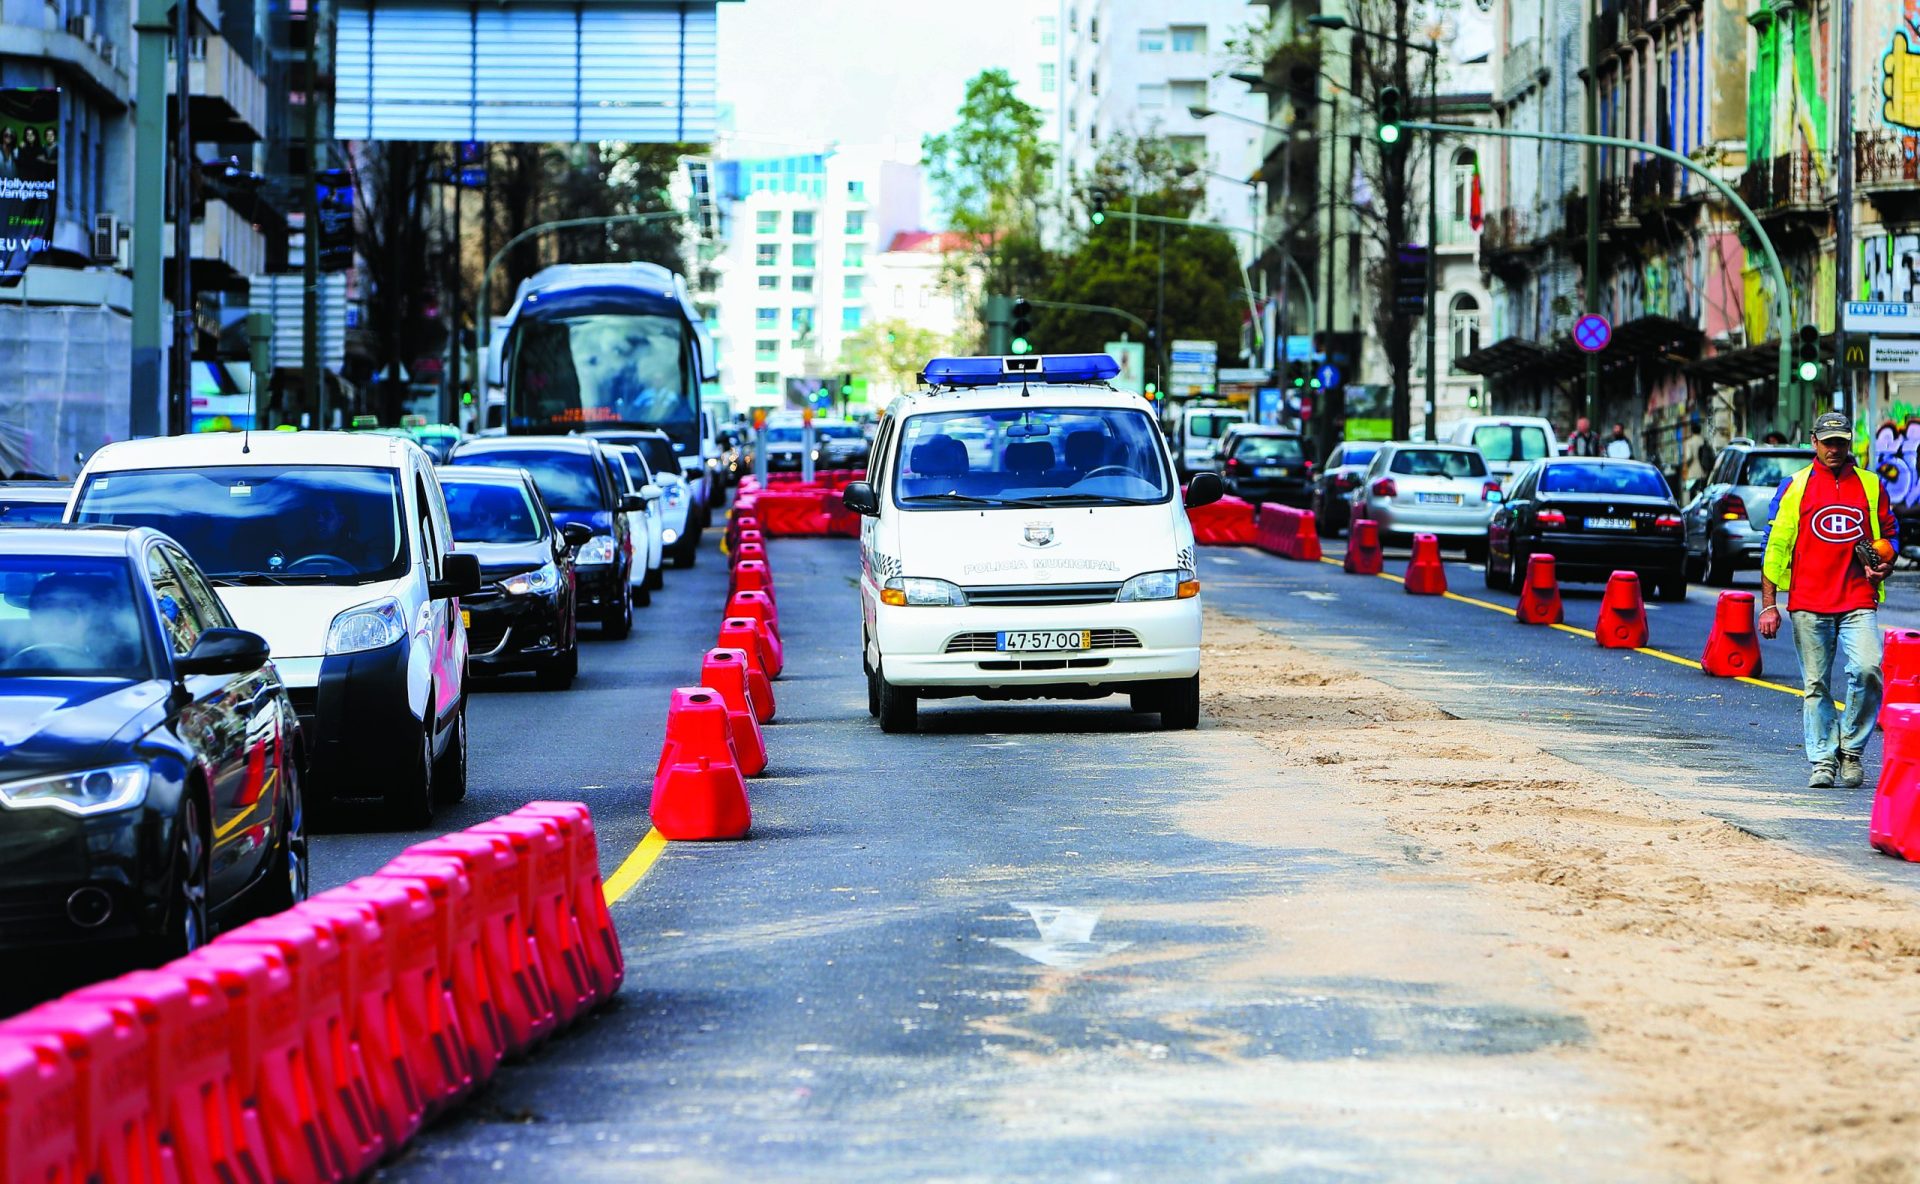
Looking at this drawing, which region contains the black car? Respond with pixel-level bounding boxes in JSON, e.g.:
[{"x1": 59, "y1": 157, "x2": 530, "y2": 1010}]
[
  {"x1": 0, "y1": 482, "x2": 70, "y2": 526},
  {"x1": 1307, "y1": 441, "x2": 1381, "y2": 535},
  {"x1": 1219, "y1": 428, "x2": 1313, "y2": 507},
  {"x1": 446, "y1": 437, "x2": 641, "y2": 639},
  {"x1": 438, "y1": 467, "x2": 592, "y2": 689},
  {"x1": 1485, "y1": 458, "x2": 1689, "y2": 601},
  {"x1": 0, "y1": 526, "x2": 305, "y2": 966}
]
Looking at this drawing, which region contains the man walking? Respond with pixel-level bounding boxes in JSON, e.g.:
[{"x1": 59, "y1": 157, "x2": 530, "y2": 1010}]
[
  {"x1": 1604, "y1": 423, "x2": 1634, "y2": 458},
  {"x1": 1567, "y1": 417, "x2": 1601, "y2": 457},
  {"x1": 1758, "y1": 412, "x2": 1897, "y2": 788}
]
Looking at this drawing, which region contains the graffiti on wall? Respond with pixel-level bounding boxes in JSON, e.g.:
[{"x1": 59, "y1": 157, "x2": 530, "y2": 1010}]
[
  {"x1": 1863, "y1": 232, "x2": 1920, "y2": 303},
  {"x1": 1874, "y1": 416, "x2": 1920, "y2": 510},
  {"x1": 1883, "y1": 8, "x2": 1920, "y2": 131}
]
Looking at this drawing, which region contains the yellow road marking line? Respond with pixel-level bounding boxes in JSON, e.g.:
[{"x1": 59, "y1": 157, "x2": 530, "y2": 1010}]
[{"x1": 602, "y1": 827, "x2": 669, "y2": 905}]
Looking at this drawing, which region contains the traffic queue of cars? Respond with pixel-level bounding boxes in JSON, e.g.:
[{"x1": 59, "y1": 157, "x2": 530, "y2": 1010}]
[{"x1": 0, "y1": 422, "x2": 719, "y2": 979}]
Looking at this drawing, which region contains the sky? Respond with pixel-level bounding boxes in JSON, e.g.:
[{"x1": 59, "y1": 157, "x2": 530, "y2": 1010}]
[{"x1": 715, "y1": 0, "x2": 1042, "y2": 161}]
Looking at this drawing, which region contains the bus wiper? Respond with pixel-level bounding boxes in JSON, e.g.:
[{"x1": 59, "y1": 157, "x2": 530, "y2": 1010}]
[{"x1": 906, "y1": 492, "x2": 1045, "y2": 508}]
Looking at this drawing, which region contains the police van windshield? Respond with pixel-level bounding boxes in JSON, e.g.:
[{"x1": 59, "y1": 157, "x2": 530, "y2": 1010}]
[{"x1": 893, "y1": 406, "x2": 1171, "y2": 508}]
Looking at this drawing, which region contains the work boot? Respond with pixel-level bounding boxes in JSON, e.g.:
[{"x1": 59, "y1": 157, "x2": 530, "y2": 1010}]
[
  {"x1": 1808, "y1": 760, "x2": 1837, "y2": 788},
  {"x1": 1838, "y1": 751, "x2": 1865, "y2": 789}
]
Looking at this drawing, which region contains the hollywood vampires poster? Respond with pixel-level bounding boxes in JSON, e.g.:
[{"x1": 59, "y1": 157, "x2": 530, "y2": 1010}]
[{"x1": 0, "y1": 89, "x2": 59, "y2": 280}]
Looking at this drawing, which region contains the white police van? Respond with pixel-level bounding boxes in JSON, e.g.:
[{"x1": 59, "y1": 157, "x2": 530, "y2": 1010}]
[{"x1": 843, "y1": 354, "x2": 1223, "y2": 733}]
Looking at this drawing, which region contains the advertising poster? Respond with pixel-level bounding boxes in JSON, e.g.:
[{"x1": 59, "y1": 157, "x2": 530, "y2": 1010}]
[{"x1": 0, "y1": 88, "x2": 58, "y2": 280}]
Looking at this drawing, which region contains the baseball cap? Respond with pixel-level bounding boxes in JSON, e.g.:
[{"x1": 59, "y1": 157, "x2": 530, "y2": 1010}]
[{"x1": 1812, "y1": 412, "x2": 1852, "y2": 441}]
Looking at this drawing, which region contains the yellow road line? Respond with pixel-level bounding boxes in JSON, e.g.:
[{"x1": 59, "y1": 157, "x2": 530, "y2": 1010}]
[{"x1": 601, "y1": 827, "x2": 669, "y2": 905}]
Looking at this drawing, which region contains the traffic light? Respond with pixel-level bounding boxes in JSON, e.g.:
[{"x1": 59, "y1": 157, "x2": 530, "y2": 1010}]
[
  {"x1": 1377, "y1": 86, "x2": 1403, "y2": 144},
  {"x1": 1089, "y1": 189, "x2": 1108, "y2": 226},
  {"x1": 1288, "y1": 361, "x2": 1309, "y2": 388},
  {"x1": 1010, "y1": 299, "x2": 1034, "y2": 354},
  {"x1": 1394, "y1": 244, "x2": 1428, "y2": 314},
  {"x1": 1797, "y1": 324, "x2": 1821, "y2": 383}
]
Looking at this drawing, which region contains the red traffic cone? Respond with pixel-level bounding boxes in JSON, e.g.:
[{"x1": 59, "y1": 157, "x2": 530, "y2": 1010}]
[
  {"x1": 736, "y1": 528, "x2": 766, "y2": 551},
  {"x1": 699, "y1": 648, "x2": 767, "y2": 775},
  {"x1": 1516, "y1": 553, "x2": 1564, "y2": 625},
  {"x1": 1874, "y1": 705, "x2": 1920, "y2": 860},
  {"x1": 1595, "y1": 571, "x2": 1648, "y2": 648},
  {"x1": 719, "y1": 614, "x2": 781, "y2": 677},
  {"x1": 727, "y1": 588, "x2": 779, "y2": 634},
  {"x1": 731, "y1": 558, "x2": 773, "y2": 598},
  {"x1": 1344, "y1": 518, "x2": 1383, "y2": 575},
  {"x1": 1701, "y1": 590, "x2": 1763, "y2": 677},
  {"x1": 1295, "y1": 510, "x2": 1323, "y2": 562},
  {"x1": 650, "y1": 688, "x2": 750, "y2": 840},
  {"x1": 718, "y1": 617, "x2": 780, "y2": 699},
  {"x1": 1404, "y1": 533, "x2": 1447, "y2": 595}
]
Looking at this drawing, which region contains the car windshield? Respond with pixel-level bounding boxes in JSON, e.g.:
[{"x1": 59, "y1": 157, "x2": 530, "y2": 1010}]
[
  {"x1": 1741, "y1": 453, "x2": 1813, "y2": 488},
  {"x1": 0, "y1": 557, "x2": 150, "y2": 679},
  {"x1": 1539, "y1": 463, "x2": 1671, "y2": 497},
  {"x1": 1471, "y1": 425, "x2": 1552, "y2": 463},
  {"x1": 818, "y1": 423, "x2": 863, "y2": 439},
  {"x1": 0, "y1": 498, "x2": 65, "y2": 525},
  {"x1": 452, "y1": 449, "x2": 602, "y2": 512},
  {"x1": 764, "y1": 427, "x2": 803, "y2": 444},
  {"x1": 443, "y1": 479, "x2": 543, "y2": 543},
  {"x1": 894, "y1": 406, "x2": 1171, "y2": 507},
  {"x1": 633, "y1": 438, "x2": 681, "y2": 478},
  {"x1": 1188, "y1": 413, "x2": 1242, "y2": 440},
  {"x1": 73, "y1": 466, "x2": 408, "y2": 583},
  {"x1": 608, "y1": 450, "x2": 648, "y2": 490},
  {"x1": 1390, "y1": 449, "x2": 1488, "y2": 478},
  {"x1": 1340, "y1": 445, "x2": 1379, "y2": 469},
  {"x1": 1233, "y1": 436, "x2": 1305, "y2": 462}
]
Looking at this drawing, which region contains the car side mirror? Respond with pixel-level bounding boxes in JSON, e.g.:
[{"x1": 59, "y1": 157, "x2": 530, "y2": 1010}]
[
  {"x1": 176, "y1": 628, "x2": 271, "y2": 677},
  {"x1": 639, "y1": 483, "x2": 663, "y2": 503},
  {"x1": 1185, "y1": 472, "x2": 1224, "y2": 509},
  {"x1": 843, "y1": 481, "x2": 879, "y2": 516},
  {"x1": 560, "y1": 521, "x2": 594, "y2": 549},
  {"x1": 621, "y1": 493, "x2": 646, "y2": 513},
  {"x1": 431, "y1": 552, "x2": 483, "y2": 599}
]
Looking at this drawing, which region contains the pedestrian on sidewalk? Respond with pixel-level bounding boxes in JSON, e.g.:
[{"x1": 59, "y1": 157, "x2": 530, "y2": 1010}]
[
  {"x1": 1567, "y1": 417, "x2": 1601, "y2": 457},
  {"x1": 1604, "y1": 424, "x2": 1634, "y2": 459},
  {"x1": 1758, "y1": 411, "x2": 1897, "y2": 788}
]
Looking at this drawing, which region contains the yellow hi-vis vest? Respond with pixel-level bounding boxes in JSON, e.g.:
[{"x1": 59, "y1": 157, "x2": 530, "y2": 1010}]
[{"x1": 1762, "y1": 464, "x2": 1887, "y2": 603}]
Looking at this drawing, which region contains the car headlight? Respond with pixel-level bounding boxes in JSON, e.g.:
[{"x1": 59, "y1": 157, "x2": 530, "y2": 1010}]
[
  {"x1": 503, "y1": 562, "x2": 560, "y2": 596},
  {"x1": 662, "y1": 527, "x2": 679, "y2": 544},
  {"x1": 0, "y1": 763, "x2": 149, "y2": 816},
  {"x1": 1117, "y1": 569, "x2": 1200, "y2": 602},
  {"x1": 327, "y1": 596, "x2": 408, "y2": 654},
  {"x1": 577, "y1": 534, "x2": 619, "y2": 565},
  {"x1": 881, "y1": 577, "x2": 967, "y2": 607}
]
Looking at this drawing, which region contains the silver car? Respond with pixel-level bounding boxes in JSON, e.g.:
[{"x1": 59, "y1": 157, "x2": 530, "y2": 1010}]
[
  {"x1": 1681, "y1": 444, "x2": 1814, "y2": 585},
  {"x1": 1351, "y1": 442, "x2": 1500, "y2": 557}
]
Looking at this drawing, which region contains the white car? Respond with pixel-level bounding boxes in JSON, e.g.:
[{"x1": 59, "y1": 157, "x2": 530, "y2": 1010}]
[
  {"x1": 1350, "y1": 441, "x2": 1501, "y2": 557},
  {"x1": 605, "y1": 445, "x2": 665, "y2": 604},
  {"x1": 846, "y1": 353, "x2": 1222, "y2": 734},
  {"x1": 68, "y1": 431, "x2": 481, "y2": 827},
  {"x1": 589, "y1": 430, "x2": 700, "y2": 566}
]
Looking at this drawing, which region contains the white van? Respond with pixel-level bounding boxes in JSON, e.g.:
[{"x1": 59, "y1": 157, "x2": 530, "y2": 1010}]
[
  {"x1": 1444, "y1": 416, "x2": 1561, "y2": 484},
  {"x1": 1176, "y1": 404, "x2": 1247, "y2": 478},
  {"x1": 68, "y1": 431, "x2": 481, "y2": 827},
  {"x1": 844, "y1": 354, "x2": 1223, "y2": 734}
]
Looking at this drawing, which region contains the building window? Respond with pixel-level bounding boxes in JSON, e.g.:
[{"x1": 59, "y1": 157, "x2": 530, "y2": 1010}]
[
  {"x1": 1139, "y1": 28, "x2": 1166, "y2": 52},
  {"x1": 756, "y1": 210, "x2": 779, "y2": 234},
  {"x1": 756, "y1": 307, "x2": 778, "y2": 328},
  {"x1": 845, "y1": 244, "x2": 866, "y2": 268},
  {"x1": 792, "y1": 307, "x2": 814, "y2": 333},
  {"x1": 844, "y1": 274, "x2": 864, "y2": 298},
  {"x1": 847, "y1": 180, "x2": 866, "y2": 200},
  {"x1": 894, "y1": 284, "x2": 906, "y2": 308},
  {"x1": 792, "y1": 274, "x2": 815, "y2": 293},
  {"x1": 756, "y1": 244, "x2": 780, "y2": 267},
  {"x1": 1169, "y1": 80, "x2": 1207, "y2": 109},
  {"x1": 792, "y1": 243, "x2": 816, "y2": 268},
  {"x1": 792, "y1": 210, "x2": 815, "y2": 235},
  {"x1": 846, "y1": 210, "x2": 866, "y2": 235},
  {"x1": 757, "y1": 275, "x2": 780, "y2": 291},
  {"x1": 1040, "y1": 63, "x2": 1057, "y2": 93},
  {"x1": 1168, "y1": 135, "x2": 1207, "y2": 165},
  {"x1": 1090, "y1": 70, "x2": 1099, "y2": 95},
  {"x1": 1169, "y1": 24, "x2": 1205, "y2": 53},
  {"x1": 1039, "y1": 15, "x2": 1056, "y2": 46},
  {"x1": 755, "y1": 371, "x2": 780, "y2": 394},
  {"x1": 1449, "y1": 293, "x2": 1483, "y2": 372},
  {"x1": 1138, "y1": 83, "x2": 1167, "y2": 108},
  {"x1": 755, "y1": 339, "x2": 779, "y2": 361},
  {"x1": 842, "y1": 307, "x2": 863, "y2": 331},
  {"x1": 1449, "y1": 148, "x2": 1478, "y2": 234}
]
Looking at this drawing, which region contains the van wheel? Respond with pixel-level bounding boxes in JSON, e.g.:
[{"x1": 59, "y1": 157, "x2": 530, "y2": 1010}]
[
  {"x1": 433, "y1": 699, "x2": 468, "y2": 804},
  {"x1": 1159, "y1": 676, "x2": 1201, "y2": 730},
  {"x1": 390, "y1": 719, "x2": 435, "y2": 828},
  {"x1": 646, "y1": 563, "x2": 664, "y2": 591},
  {"x1": 673, "y1": 531, "x2": 701, "y2": 568},
  {"x1": 1128, "y1": 686, "x2": 1162, "y2": 714},
  {"x1": 603, "y1": 589, "x2": 633, "y2": 639},
  {"x1": 865, "y1": 663, "x2": 881, "y2": 718},
  {"x1": 631, "y1": 579, "x2": 651, "y2": 608},
  {"x1": 877, "y1": 669, "x2": 917, "y2": 733}
]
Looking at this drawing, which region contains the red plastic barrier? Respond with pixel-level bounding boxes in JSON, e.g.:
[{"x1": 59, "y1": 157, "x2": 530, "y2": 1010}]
[
  {"x1": 825, "y1": 491, "x2": 862, "y2": 539},
  {"x1": 512, "y1": 802, "x2": 624, "y2": 1002},
  {"x1": 701, "y1": 648, "x2": 769, "y2": 774},
  {"x1": 371, "y1": 855, "x2": 507, "y2": 1086},
  {"x1": 293, "y1": 896, "x2": 427, "y2": 1146},
  {"x1": 1404, "y1": 534, "x2": 1448, "y2": 595},
  {"x1": 725, "y1": 514, "x2": 760, "y2": 551},
  {"x1": 1344, "y1": 518, "x2": 1384, "y2": 575},
  {"x1": 731, "y1": 559, "x2": 772, "y2": 598},
  {"x1": 3, "y1": 998, "x2": 164, "y2": 1184},
  {"x1": 402, "y1": 834, "x2": 555, "y2": 1058},
  {"x1": 755, "y1": 490, "x2": 830, "y2": 537},
  {"x1": 1595, "y1": 571, "x2": 1648, "y2": 649},
  {"x1": 1254, "y1": 502, "x2": 1298, "y2": 557},
  {"x1": 469, "y1": 815, "x2": 596, "y2": 1027},
  {"x1": 67, "y1": 968, "x2": 273, "y2": 1184},
  {"x1": 733, "y1": 540, "x2": 770, "y2": 571},
  {"x1": 1701, "y1": 590, "x2": 1763, "y2": 677},
  {"x1": 1186, "y1": 495, "x2": 1257, "y2": 547},
  {"x1": 719, "y1": 615, "x2": 782, "y2": 679},
  {"x1": 736, "y1": 528, "x2": 765, "y2": 551},
  {"x1": 728, "y1": 587, "x2": 779, "y2": 634},
  {"x1": 1516, "y1": 553, "x2": 1564, "y2": 625},
  {"x1": 1873, "y1": 704, "x2": 1920, "y2": 860},
  {"x1": 651, "y1": 687, "x2": 751, "y2": 841},
  {"x1": 1883, "y1": 629, "x2": 1920, "y2": 720},
  {"x1": 0, "y1": 1031, "x2": 80, "y2": 1184}
]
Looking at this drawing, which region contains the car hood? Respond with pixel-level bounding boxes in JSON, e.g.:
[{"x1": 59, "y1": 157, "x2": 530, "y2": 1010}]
[
  {"x1": 0, "y1": 678, "x2": 170, "y2": 781},
  {"x1": 895, "y1": 503, "x2": 1188, "y2": 587},
  {"x1": 215, "y1": 576, "x2": 414, "y2": 661},
  {"x1": 460, "y1": 539, "x2": 551, "y2": 579}
]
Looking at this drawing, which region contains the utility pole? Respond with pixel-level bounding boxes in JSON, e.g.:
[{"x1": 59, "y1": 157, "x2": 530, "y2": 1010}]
[
  {"x1": 1423, "y1": 45, "x2": 1439, "y2": 441},
  {"x1": 130, "y1": 0, "x2": 168, "y2": 436},
  {"x1": 1833, "y1": 0, "x2": 1854, "y2": 421},
  {"x1": 1321, "y1": 89, "x2": 1340, "y2": 463},
  {"x1": 1155, "y1": 220, "x2": 1167, "y2": 392},
  {"x1": 171, "y1": 0, "x2": 194, "y2": 434},
  {"x1": 304, "y1": 0, "x2": 323, "y2": 429},
  {"x1": 1583, "y1": 0, "x2": 1600, "y2": 423}
]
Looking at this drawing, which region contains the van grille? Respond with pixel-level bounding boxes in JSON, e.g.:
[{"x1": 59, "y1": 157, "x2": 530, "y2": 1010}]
[
  {"x1": 976, "y1": 658, "x2": 1111, "y2": 671},
  {"x1": 944, "y1": 629, "x2": 1141, "y2": 654},
  {"x1": 959, "y1": 582, "x2": 1123, "y2": 606}
]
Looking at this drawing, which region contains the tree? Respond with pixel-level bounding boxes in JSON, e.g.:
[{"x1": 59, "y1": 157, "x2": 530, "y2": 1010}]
[
  {"x1": 838, "y1": 319, "x2": 956, "y2": 402},
  {"x1": 922, "y1": 69, "x2": 1056, "y2": 318}
]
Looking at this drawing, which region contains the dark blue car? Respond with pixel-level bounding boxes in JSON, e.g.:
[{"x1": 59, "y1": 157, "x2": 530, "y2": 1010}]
[{"x1": 0, "y1": 526, "x2": 306, "y2": 970}]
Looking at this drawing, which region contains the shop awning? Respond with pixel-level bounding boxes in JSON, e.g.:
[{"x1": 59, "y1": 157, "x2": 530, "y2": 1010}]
[{"x1": 1683, "y1": 339, "x2": 1786, "y2": 387}]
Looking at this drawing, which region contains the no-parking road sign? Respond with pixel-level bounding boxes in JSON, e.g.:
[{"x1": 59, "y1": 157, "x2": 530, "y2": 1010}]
[{"x1": 1573, "y1": 313, "x2": 1611, "y2": 353}]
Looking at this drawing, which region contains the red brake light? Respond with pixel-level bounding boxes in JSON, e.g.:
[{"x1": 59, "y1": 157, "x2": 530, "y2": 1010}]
[
  {"x1": 1304, "y1": 459, "x2": 1316, "y2": 475},
  {"x1": 1225, "y1": 457, "x2": 1244, "y2": 472},
  {"x1": 1481, "y1": 480, "x2": 1502, "y2": 499},
  {"x1": 1537, "y1": 509, "x2": 1567, "y2": 527},
  {"x1": 1717, "y1": 494, "x2": 1748, "y2": 521},
  {"x1": 1371, "y1": 477, "x2": 1398, "y2": 498},
  {"x1": 1655, "y1": 515, "x2": 1683, "y2": 531}
]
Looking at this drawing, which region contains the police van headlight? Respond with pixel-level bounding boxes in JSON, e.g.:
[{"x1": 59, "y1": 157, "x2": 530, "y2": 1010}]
[
  {"x1": 881, "y1": 577, "x2": 967, "y2": 607},
  {"x1": 1117, "y1": 569, "x2": 1200, "y2": 602}
]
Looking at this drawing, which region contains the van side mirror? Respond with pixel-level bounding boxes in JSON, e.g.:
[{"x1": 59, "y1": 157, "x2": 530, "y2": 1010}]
[
  {"x1": 639, "y1": 483, "x2": 663, "y2": 503},
  {"x1": 1185, "y1": 472, "x2": 1224, "y2": 509},
  {"x1": 842, "y1": 481, "x2": 879, "y2": 516},
  {"x1": 621, "y1": 493, "x2": 646, "y2": 513},
  {"x1": 560, "y1": 521, "x2": 594, "y2": 548},
  {"x1": 176, "y1": 628, "x2": 271, "y2": 677},
  {"x1": 431, "y1": 552, "x2": 483, "y2": 599}
]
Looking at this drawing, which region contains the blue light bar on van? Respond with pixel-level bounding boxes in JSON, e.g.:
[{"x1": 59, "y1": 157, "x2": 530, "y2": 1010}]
[{"x1": 923, "y1": 353, "x2": 1122, "y2": 387}]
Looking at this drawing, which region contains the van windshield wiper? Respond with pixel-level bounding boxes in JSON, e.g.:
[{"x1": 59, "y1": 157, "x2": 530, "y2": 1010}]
[
  {"x1": 210, "y1": 572, "x2": 332, "y2": 586},
  {"x1": 903, "y1": 492, "x2": 1045, "y2": 508},
  {"x1": 1025, "y1": 493, "x2": 1162, "y2": 506}
]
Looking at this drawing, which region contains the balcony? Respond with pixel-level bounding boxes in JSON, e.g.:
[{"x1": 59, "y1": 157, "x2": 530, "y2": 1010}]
[
  {"x1": 1738, "y1": 150, "x2": 1826, "y2": 215},
  {"x1": 1629, "y1": 157, "x2": 1697, "y2": 214},
  {"x1": 1498, "y1": 39, "x2": 1541, "y2": 106},
  {"x1": 1856, "y1": 129, "x2": 1920, "y2": 192},
  {"x1": 168, "y1": 32, "x2": 267, "y2": 142},
  {"x1": 165, "y1": 198, "x2": 267, "y2": 286},
  {"x1": 1599, "y1": 177, "x2": 1635, "y2": 228}
]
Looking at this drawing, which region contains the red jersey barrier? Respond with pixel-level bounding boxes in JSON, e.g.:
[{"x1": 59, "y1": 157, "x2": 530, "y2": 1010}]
[
  {"x1": 511, "y1": 802, "x2": 624, "y2": 1002},
  {"x1": 1255, "y1": 504, "x2": 1323, "y2": 561},
  {"x1": 702, "y1": 648, "x2": 770, "y2": 775},
  {"x1": 1187, "y1": 495, "x2": 1257, "y2": 546},
  {"x1": 651, "y1": 688, "x2": 751, "y2": 841},
  {"x1": 1344, "y1": 519, "x2": 1384, "y2": 575},
  {"x1": 373, "y1": 855, "x2": 508, "y2": 1084},
  {"x1": 1404, "y1": 534, "x2": 1448, "y2": 595},
  {"x1": 3, "y1": 998, "x2": 165, "y2": 1184},
  {"x1": 0, "y1": 1031, "x2": 81, "y2": 1184},
  {"x1": 1595, "y1": 571, "x2": 1648, "y2": 649},
  {"x1": 468, "y1": 816, "x2": 596, "y2": 1029},
  {"x1": 754, "y1": 490, "x2": 831, "y2": 537},
  {"x1": 1873, "y1": 704, "x2": 1920, "y2": 861},
  {"x1": 731, "y1": 558, "x2": 773, "y2": 599}
]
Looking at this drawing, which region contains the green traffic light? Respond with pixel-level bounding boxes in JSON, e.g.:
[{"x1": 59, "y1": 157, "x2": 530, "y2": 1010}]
[
  {"x1": 1010, "y1": 337, "x2": 1031, "y2": 355},
  {"x1": 1798, "y1": 360, "x2": 1820, "y2": 382},
  {"x1": 1090, "y1": 211, "x2": 1105, "y2": 225},
  {"x1": 1378, "y1": 124, "x2": 1401, "y2": 145},
  {"x1": 1144, "y1": 381, "x2": 1157, "y2": 395}
]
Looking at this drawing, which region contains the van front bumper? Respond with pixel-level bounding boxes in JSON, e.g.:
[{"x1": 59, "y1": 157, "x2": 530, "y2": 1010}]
[{"x1": 873, "y1": 597, "x2": 1201, "y2": 690}]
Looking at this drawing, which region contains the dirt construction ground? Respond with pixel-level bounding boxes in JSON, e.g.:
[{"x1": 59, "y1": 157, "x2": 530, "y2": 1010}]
[{"x1": 1200, "y1": 608, "x2": 1920, "y2": 1184}]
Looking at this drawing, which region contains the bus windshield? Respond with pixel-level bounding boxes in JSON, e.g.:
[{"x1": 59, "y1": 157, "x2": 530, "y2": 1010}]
[{"x1": 510, "y1": 311, "x2": 695, "y2": 437}]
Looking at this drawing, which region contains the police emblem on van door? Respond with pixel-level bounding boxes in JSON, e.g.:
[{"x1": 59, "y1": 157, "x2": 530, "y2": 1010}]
[{"x1": 1020, "y1": 522, "x2": 1057, "y2": 548}]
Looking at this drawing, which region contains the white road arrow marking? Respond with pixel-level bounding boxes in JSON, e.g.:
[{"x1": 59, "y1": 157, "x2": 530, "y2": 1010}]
[
  {"x1": 991, "y1": 903, "x2": 1132, "y2": 970},
  {"x1": 1290, "y1": 590, "x2": 1339, "y2": 602}
]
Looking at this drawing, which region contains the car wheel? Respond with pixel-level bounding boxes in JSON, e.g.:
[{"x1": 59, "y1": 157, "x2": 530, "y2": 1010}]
[
  {"x1": 148, "y1": 794, "x2": 210, "y2": 963},
  {"x1": 672, "y1": 531, "x2": 701, "y2": 568},
  {"x1": 1313, "y1": 501, "x2": 1333, "y2": 537},
  {"x1": 876, "y1": 667, "x2": 917, "y2": 734},
  {"x1": 1464, "y1": 538, "x2": 1488, "y2": 564},
  {"x1": 631, "y1": 579, "x2": 651, "y2": 608},
  {"x1": 1484, "y1": 542, "x2": 1508, "y2": 590},
  {"x1": 389, "y1": 718, "x2": 435, "y2": 829},
  {"x1": 433, "y1": 699, "x2": 468, "y2": 804},
  {"x1": 1684, "y1": 549, "x2": 1707, "y2": 583},
  {"x1": 1655, "y1": 570, "x2": 1689, "y2": 603},
  {"x1": 252, "y1": 754, "x2": 309, "y2": 918},
  {"x1": 1159, "y1": 675, "x2": 1201, "y2": 730},
  {"x1": 1705, "y1": 534, "x2": 1734, "y2": 586},
  {"x1": 646, "y1": 563, "x2": 664, "y2": 591},
  {"x1": 537, "y1": 648, "x2": 576, "y2": 690},
  {"x1": 603, "y1": 587, "x2": 633, "y2": 639},
  {"x1": 865, "y1": 662, "x2": 881, "y2": 718}
]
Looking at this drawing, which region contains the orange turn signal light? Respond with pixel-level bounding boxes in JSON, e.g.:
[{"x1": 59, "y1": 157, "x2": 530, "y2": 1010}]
[
  {"x1": 880, "y1": 588, "x2": 908, "y2": 606},
  {"x1": 1176, "y1": 579, "x2": 1201, "y2": 599}
]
